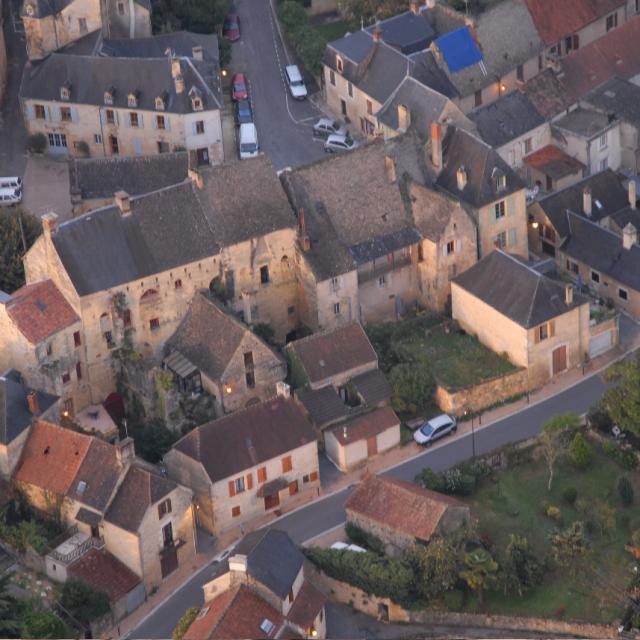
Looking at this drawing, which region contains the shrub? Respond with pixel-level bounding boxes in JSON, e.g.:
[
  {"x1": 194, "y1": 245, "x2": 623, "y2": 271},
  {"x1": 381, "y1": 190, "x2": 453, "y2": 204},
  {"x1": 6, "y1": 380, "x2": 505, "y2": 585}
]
[
  {"x1": 173, "y1": 607, "x2": 200, "y2": 640},
  {"x1": 587, "y1": 403, "x2": 613, "y2": 433},
  {"x1": 603, "y1": 441, "x2": 639, "y2": 470},
  {"x1": 415, "y1": 467, "x2": 446, "y2": 493},
  {"x1": 545, "y1": 505, "x2": 562, "y2": 521},
  {"x1": 277, "y1": 1, "x2": 326, "y2": 73},
  {"x1": 618, "y1": 476, "x2": 634, "y2": 506},
  {"x1": 568, "y1": 432, "x2": 594, "y2": 470},
  {"x1": 27, "y1": 132, "x2": 47, "y2": 154},
  {"x1": 443, "y1": 589, "x2": 465, "y2": 610},
  {"x1": 389, "y1": 362, "x2": 435, "y2": 415},
  {"x1": 20, "y1": 601, "x2": 68, "y2": 639},
  {"x1": 59, "y1": 578, "x2": 110, "y2": 625},
  {"x1": 562, "y1": 486, "x2": 578, "y2": 505},
  {"x1": 345, "y1": 522, "x2": 385, "y2": 555},
  {"x1": 631, "y1": 529, "x2": 640, "y2": 548}
]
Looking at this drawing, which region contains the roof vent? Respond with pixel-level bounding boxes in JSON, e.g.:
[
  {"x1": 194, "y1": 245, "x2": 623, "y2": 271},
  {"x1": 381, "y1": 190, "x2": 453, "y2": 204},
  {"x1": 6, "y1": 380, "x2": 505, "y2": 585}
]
[
  {"x1": 114, "y1": 190, "x2": 131, "y2": 216},
  {"x1": 192, "y1": 45, "x2": 204, "y2": 61},
  {"x1": 260, "y1": 619, "x2": 276, "y2": 636},
  {"x1": 582, "y1": 187, "x2": 592, "y2": 217},
  {"x1": 319, "y1": 359, "x2": 325, "y2": 367},
  {"x1": 76, "y1": 480, "x2": 87, "y2": 494}
]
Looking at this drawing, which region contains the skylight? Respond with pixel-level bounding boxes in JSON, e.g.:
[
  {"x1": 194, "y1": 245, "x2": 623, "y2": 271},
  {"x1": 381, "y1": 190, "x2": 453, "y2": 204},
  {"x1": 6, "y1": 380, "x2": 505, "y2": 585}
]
[
  {"x1": 77, "y1": 480, "x2": 87, "y2": 494},
  {"x1": 260, "y1": 619, "x2": 275, "y2": 635}
]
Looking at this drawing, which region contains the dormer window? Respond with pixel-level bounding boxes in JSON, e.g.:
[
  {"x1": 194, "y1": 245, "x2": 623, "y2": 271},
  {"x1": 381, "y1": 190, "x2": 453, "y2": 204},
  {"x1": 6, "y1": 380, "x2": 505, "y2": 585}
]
[
  {"x1": 104, "y1": 87, "x2": 115, "y2": 105},
  {"x1": 492, "y1": 167, "x2": 507, "y2": 192},
  {"x1": 60, "y1": 82, "x2": 71, "y2": 101},
  {"x1": 155, "y1": 92, "x2": 167, "y2": 111},
  {"x1": 127, "y1": 92, "x2": 139, "y2": 108},
  {"x1": 25, "y1": 2, "x2": 35, "y2": 16},
  {"x1": 336, "y1": 56, "x2": 343, "y2": 73},
  {"x1": 189, "y1": 87, "x2": 203, "y2": 112}
]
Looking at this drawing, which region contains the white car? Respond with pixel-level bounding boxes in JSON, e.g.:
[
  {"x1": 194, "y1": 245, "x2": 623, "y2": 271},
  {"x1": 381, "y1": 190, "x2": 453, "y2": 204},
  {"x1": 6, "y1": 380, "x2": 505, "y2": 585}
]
[
  {"x1": 285, "y1": 64, "x2": 307, "y2": 100},
  {"x1": 0, "y1": 186, "x2": 22, "y2": 206},
  {"x1": 330, "y1": 542, "x2": 366, "y2": 553},
  {"x1": 324, "y1": 134, "x2": 358, "y2": 153},
  {"x1": 413, "y1": 413, "x2": 457, "y2": 446},
  {"x1": 313, "y1": 118, "x2": 346, "y2": 140}
]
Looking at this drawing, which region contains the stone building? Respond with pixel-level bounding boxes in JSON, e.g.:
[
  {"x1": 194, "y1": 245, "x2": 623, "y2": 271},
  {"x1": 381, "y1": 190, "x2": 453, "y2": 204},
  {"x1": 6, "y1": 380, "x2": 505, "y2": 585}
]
[
  {"x1": 0, "y1": 0, "x2": 7, "y2": 105},
  {"x1": 163, "y1": 396, "x2": 319, "y2": 535},
  {"x1": 344, "y1": 474, "x2": 470, "y2": 558}
]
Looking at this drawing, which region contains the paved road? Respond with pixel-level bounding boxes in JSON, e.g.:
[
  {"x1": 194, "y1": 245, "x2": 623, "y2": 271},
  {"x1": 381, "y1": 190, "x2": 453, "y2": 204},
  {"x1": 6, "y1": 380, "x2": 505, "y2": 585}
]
[
  {"x1": 131, "y1": 369, "x2": 609, "y2": 639},
  {"x1": 229, "y1": 0, "x2": 328, "y2": 169}
]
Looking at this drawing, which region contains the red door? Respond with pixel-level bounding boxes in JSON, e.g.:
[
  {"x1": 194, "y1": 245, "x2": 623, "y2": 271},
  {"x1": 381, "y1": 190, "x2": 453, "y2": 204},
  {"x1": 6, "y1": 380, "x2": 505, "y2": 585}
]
[{"x1": 367, "y1": 436, "x2": 378, "y2": 457}]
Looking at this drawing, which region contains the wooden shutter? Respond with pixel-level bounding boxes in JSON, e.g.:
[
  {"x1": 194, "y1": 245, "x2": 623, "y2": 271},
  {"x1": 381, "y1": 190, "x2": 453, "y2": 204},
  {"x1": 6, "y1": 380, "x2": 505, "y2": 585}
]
[
  {"x1": 257, "y1": 467, "x2": 266, "y2": 483},
  {"x1": 26, "y1": 103, "x2": 35, "y2": 120},
  {"x1": 139, "y1": 113, "x2": 144, "y2": 128},
  {"x1": 507, "y1": 196, "x2": 515, "y2": 216},
  {"x1": 228, "y1": 480, "x2": 235, "y2": 497},
  {"x1": 549, "y1": 320, "x2": 555, "y2": 337},
  {"x1": 533, "y1": 327, "x2": 540, "y2": 344},
  {"x1": 246, "y1": 473, "x2": 253, "y2": 490},
  {"x1": 70, "y1": 107, "x2": 79, "y2": 123}
]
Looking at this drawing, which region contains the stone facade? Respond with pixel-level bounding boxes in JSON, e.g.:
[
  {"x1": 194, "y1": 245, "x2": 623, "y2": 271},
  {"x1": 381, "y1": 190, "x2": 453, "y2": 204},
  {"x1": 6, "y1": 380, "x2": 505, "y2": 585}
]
[
  {"x1": 324, "y1": 423, "x2": 400, "y2": 472},
  {"x1": 476, "y1": 189, "x2": 528, "y2": 259}
]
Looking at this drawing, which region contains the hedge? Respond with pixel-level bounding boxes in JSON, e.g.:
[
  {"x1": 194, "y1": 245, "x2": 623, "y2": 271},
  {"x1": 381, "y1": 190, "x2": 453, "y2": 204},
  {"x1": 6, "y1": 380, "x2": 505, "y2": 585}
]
[{"x1": 277, "y1": 1, "x2": 326, "y2": 74}]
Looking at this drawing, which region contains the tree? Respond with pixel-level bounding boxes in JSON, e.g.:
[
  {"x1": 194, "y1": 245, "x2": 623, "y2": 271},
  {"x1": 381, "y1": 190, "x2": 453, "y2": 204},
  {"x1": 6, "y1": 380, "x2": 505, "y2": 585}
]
[
  {"x1": 151, "y1": 0, "x2": 230, "y2": 33},
  {"x1": 500, "y1": 535, "x2": 541, "y2": 597},
  {"x1": 59, "y1": 578, "x2": 110, "y2": 626},
  {"x1": 173, "y1": 607, "x2": 200, "y2": 640},
  {"x1": 618, "y1": 476, "x2": 634, "y2": 507},
  {"x1": 548, "y1": 521, "x2": 588, "y2": 567},
  {"x1": 407, "y1": 537, "x2": 459, "y2": 600},
  {"x1": 568, "y1": 432, "x2": 594, "y2": 470},
  {"x1": 19, "y1": 600, "x2": 68, "y2": 639},
  {"x1": 0, "y1": 211, "x2": 42, "y2": 293},
  {"x1": 459, "y1": 548, "x2": 498, "y2": 607},
  {"x1": 339, "y1": 0, "x2": 412, "y2": 27},
  {"x1": 389, "y1": 362, "x2": 434, "y2": 415},
  {"x1": 603, "y1": 355, "x2": 640, "y2": 437},
  {"x1": 127, "y1": 418, "x2": 178, "y2": 464},
  {"x1": 0, "y1": 574, "x2": 20, "y2": 638},
  {"x1": 538, "y1": 413, "x2": 581, "y2": 490}
]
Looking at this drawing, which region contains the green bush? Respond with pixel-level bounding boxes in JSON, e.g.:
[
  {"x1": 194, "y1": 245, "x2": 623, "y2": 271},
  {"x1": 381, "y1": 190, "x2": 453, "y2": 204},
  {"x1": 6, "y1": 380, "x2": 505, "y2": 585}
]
[
  {"x1": 19, "y1": 601, "x2": 68, "y2": 639},
  {"x1": 603, "y1": 441, "x2": 638, "y2": 470},
  {"x1": 568, "y1": 433, "x2": 594, "y2": 470},
  {"x1": 173, "y1": 607, "x2": 200, "y2": 640},
  {"x1": 389, "y1": 362, "x2": 435, "y2": 415},
  {"x1": 345, "y1": 522, "x2": 385, "y2": 555},
  {"x1": 277, "y1": 1, "x2": 326, "y2": 74},
  {"x1": 562, "y1": 486, "x2": 578, "y2": 505},
  {"x1": 587, "y1": 403, "x2": 613, "y2": 433},
  {"x1": 618, "y1": 476, "x2": 634, "y2": 507},
  {"x1": 443, "y1": 589, "x2": 465, "y2": 609},
  {"x1": 59, "y1": 578, "x2": 110, "y2": 625},
  {"x1": 415, "y1": 459, "x2": 490, "y2": 496},
  {"x1": 27, "y1": 132, "x2": 47, "y2": 154}
]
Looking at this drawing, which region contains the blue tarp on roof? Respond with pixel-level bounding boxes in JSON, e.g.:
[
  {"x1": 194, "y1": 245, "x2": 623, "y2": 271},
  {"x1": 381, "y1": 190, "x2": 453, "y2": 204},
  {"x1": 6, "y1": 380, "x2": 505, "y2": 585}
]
[{"x1": 434, "y1": 27, "x2": 483, "y2": 73}]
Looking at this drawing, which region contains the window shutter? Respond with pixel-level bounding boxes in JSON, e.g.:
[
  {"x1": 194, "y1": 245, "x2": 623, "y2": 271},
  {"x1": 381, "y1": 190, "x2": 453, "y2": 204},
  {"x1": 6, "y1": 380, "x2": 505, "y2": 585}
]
[
  {"x1": 246, "y1": 473, "x2": 253, "y2": 490},
  {"x1": 138, "y1": 113, "x2": 144, "y2": 128},
  {"x1": 455, "y1": 239, "x2": 461, "y2": 252},
  {"x1": 549, "y1": 320, "x2": 555, "y2": 337},
  {"x1": 152, "y1": 117, "x2": 157, "y2": 130},
  {"x1": 228, "y1": 480, "x2": 235, "y2": 497},
  {"x1": 442, "y1": 244, "x2": 448, "y2": 257},
  {"x1": 70, "y1": 108, "x2": 79, "y2": 123},
  {"x1": 508, "y1": 228, "x2": 517, "y2": 247},
  {"x1": 192, "y1": 122, "x2": 197, "y2": 135},
  {"x1": 125, "y1": 114, "x2": 131, "y2": 128},
  {"x1": 100, "y1": 110, "x2": 106, "y2": 125},
  {"x1": 26, "y1": 104, "x2": 35, "y2": 120},
  {"x1": 490, "y1": 206, "x2": 496, "y2": 224},
  {"x1": 507, "y1": 197, "x2": 515, "y2": 216},
  {"x1": 165, "y1": 117, "x2": 171, "y2": 131},
  {"x1": 533, "y1": 328, "x2": 540, "y2": 344},
  {"x1": 114, "y1": 112, "x2": 119, "y2": 126}
]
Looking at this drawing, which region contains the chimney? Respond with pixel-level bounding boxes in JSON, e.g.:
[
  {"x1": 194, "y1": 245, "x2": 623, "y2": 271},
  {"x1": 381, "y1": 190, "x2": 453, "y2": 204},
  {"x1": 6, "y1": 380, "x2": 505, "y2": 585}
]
[
  {"x1": 171, "y1": 59, "x2": 185, "y2": 94},
  {"x1": 114, "y1": 190, "x2": 131, "y2": 216},
  {"x1": 188, "y1": 168, "x2": 204, "y2": 189},
  {"x1": 565, "y1": 285, "x2": 573, "y2": 306},
  {"x1": 229, "y1": 554, "x2": 248, "y2": 574},
  {"x1": 431, "y1": 121, "x2": 442, "y2": 169},
  {"x1": 425, "y1": 0, "x2": 436, "y2": 7},
  {"x1": 372, "y1": 21, "x2": 382, "y2": 42},
  {"x1": 629, "y1": 180, "x2": 637, "y2": 210},
  {"x1": 276, "y1": 381, "x2": 291, "y2": 398},
  {"x1": 456, "y1": 165, "x2": 467, "y2": 191},
  {"x1": 191, "y1": 45, "x2": 203, "y2": 61},
  {"x1": 26, "y1": 391, "x2": 39, "y2": 416},
  {"x1": 623, "y1": 222, "x2": 638, "y2": 250},
  {"x1": 397, "y1": 104, "x2": 410, "y2": 131},
  {"x1": 115, "y1": 436, "x2": 135, "y2": 466},
  {"x1": 384, "y1": 155, "x2": 396, "y2": 183},
  {"x1": 583, "y1": 187, "x2": 592, "y2": 217},
  {"x1": 410, "y1": 1, "x2": 420, "y2": 14},
  {"x1": 41, "y1": 212, "x2": 59, "y2": 237}
]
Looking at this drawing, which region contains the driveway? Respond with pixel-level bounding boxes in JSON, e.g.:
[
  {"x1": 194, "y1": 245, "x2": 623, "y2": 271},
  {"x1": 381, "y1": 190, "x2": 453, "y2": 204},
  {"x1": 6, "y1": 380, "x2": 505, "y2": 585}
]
[{"x1": 229, "y1": 0, "x2": 329, "y2": 170}]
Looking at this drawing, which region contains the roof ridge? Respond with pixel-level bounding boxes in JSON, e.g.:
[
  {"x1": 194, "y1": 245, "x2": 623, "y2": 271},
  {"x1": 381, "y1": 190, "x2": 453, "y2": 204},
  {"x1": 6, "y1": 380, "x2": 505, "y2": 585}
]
[{"x1": 565, "y1": 208, "x2": 626, "y2": 239}]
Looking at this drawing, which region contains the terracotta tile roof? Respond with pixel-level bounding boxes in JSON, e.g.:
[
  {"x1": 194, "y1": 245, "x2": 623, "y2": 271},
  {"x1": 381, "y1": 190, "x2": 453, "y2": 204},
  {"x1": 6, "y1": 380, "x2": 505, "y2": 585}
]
[
  {"x1": 68, "y1": 547, "x2": 141, "y2": 602},
  {"x1": 286, "y1": 580, "x2": 326, "y2": 630},
  {"x1": 288, "y1": 323, "x2": 377, "y2": 385},
  {"x1": 328, "y1": 407, "x2": 400, "y2": 446},
  {"x1": 523, "y1": 0, "x2": 625, "y2": 46},
  {"x1": 559, "y1": 16, "x2": 640, "y2": 99},
  {"x1": 523, "y1": 69, "x2": 573, "y2": 119},
  {"x1": 523, "y1": 145, "x2": 586, "y2": 179},
  {"x1": 104, "y1": 465, "x2": 176, "y2": 533},
  {"x1": 14, "y1": 420, "x2": 91, "y2": 495},
  {"x1": 185, "y1": 585, "x2": 285, "y2": 640},
  {"x1": 344, "y1": 474, "x2": 467, "y2": 542},
  {"x1": 5, "y1": 280, "x2": 79, "y2": 344}
]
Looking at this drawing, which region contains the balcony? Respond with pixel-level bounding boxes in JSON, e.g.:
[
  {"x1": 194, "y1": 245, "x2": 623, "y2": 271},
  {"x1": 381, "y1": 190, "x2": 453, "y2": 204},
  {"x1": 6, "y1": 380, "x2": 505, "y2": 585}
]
[{"x1": 357, "y1": 253, "x2": 412, "y2": 285}]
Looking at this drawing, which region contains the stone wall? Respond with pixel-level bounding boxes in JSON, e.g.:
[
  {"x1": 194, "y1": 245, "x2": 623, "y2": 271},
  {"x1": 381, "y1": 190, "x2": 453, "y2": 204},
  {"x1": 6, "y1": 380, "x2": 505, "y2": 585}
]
[
  {"x1": 435, "y1": 368, "x2": 529, "y2": 414},
  {"x1": 0, "y1": 0, "x2": 6, "y2": 106}
]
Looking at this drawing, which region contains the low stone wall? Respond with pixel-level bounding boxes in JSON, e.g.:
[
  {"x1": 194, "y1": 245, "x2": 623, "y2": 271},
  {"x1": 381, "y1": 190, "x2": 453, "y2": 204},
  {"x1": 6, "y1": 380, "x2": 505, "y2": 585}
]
[
  {"x1": 435, "y1": 368, "x2": 529, "y2": 414},
  {"x1": 307, "y1": 0, "x2": 338, "y2": 16}
]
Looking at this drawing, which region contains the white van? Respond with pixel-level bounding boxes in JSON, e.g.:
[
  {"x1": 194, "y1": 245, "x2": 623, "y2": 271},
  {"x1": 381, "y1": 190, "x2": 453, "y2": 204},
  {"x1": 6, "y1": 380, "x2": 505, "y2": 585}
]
[
  {"x1": 0, "y1": 177, "x2": 22, "y2": 190},
  {"x1": 0, "y1": 187, "x2": 22, "y2": 206},
  {"x1": 284, "y1": 65, "x2": 307, "y2": 100},
  {"x1": 239, "y1": 122, "x2": 259, "y2": 159}
]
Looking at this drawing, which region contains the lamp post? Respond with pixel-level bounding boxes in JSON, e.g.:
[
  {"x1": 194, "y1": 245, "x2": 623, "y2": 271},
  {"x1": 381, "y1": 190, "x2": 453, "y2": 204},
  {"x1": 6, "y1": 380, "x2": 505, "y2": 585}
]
[{"x1": 471, "y1": 413, "x2": 476, "y2": 459}]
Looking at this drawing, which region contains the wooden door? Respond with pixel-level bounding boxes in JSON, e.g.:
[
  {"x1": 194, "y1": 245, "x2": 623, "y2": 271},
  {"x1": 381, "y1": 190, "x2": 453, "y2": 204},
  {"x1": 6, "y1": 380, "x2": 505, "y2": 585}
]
[
  {"x1": 367, "y1": 436, "x2": 378, "y2": 457},
  {"x1": 552, "y1": 345, "x2": 567, "y2": 375},
  {"x1": 264, "y1": 493, "x2": 280, "y2": 510},
  {"x1": 160, "y1": 546, "x2": 178, "y2": 578},
  {"x1": 288, "y1": 481, "x2": 298, "y2": 496}
]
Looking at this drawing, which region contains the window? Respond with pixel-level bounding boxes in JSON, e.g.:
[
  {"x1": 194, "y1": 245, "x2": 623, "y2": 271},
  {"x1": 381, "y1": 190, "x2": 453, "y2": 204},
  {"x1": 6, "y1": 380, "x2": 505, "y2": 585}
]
[
  {"x1": 523, "y1": 138, "x2": 532, "y2": 154},
  {"x1": 566, "y1": 259, "x2": 579, "y2": 274},
  {"x1": 75, "y1": 362, "x2": 82, "y2": 380},
  {"x1": 303, "y1": 474, "x2": 310, "y2": 483},
  {"x1": 474, "y1": 90, "x2": 482, "y2": 107},
  {"x1": 636, "y1": 0, "x2": 640, "y2": 13},
  {"x1": 195, "y1": 120, "x2": 205, "y2": 134},
  {"x1": 257, "y1": 466, "x2": 267, "y2": 483},
  {"x1": 606, "y1": 12, "x2": 618, "y2": 31},
  {"x1": 123, "y1": 309, "x2": 132, "y2": 327},
  {"x1": 156, "y1": 115, "x2": 165, "y2": 130},
  {"x1": 244, "y1": 352, "x2": 254, "y2": 367},
  {"x1": 162, "y1": 522, "x2": 173, "y2": 546},
  {"x1": 446, "y1": 240, "x2": 455, "y2": 255},
  {"x1": 493, "y1": 231, "x2": 506, "y2": 248},
  {"x1": 378, "y1": 274, "x2": 386, "y2": 288},
  {"x1": 34, "y1": 104, "x2": 46, "y2": 119},
  {"x1": 129, "y1": 112, "x2": 139, "y2": 127},
  {"x1": 192, "y1": 97, "x2": 203, "y2": 111},
  {"x1": 331, "y1": 276, "x2": 339, "y2": 291},
  {"x1": 158, "y1": 498, "x2": 172, "y2": 518},
  {"x1": 149, "y1": 318, "x2": 160, "y2": 331},
  {"x1": 48, "y1": 133, "x2": 67, "y2": 148},
  {"x1": 234, "y1": 477, "x2": 245, "y2": 493},
  {"x1": 538, "y1": 324, "x2": 548, "y2": 341},
  {"x1": 494, "y1": 201, "x2": 505, "y2": 219},
  {"x1": 62, "y1": 372, "x2": 71, "y2": 384},
  {"x1": 329, "y1": 70, "x2": 335, "y2": 86},
  {"x1": 599, "y1": 158, "x2": 608, "y2": 171},
  {"x1": 63, "y1": 398, "x2": 74, "y2": 415},
  {"x1": 333, "y1": 302, "x2": 340, "y2": 316},
  {"x1": 348, "y1": 82, "x2": 353, "y2": 98},
  {"x1": 366, "y1": 100, "x2": 373, "y2": 116},
  {"x1": 619, "y1": 288, "x2": 628, "y2": 300},
  {"x1": 336, "y1": 56, "x2": 343, "y2": 72},
  {"x1": 231, "y1": 506, "x2": 241, "y2": 518},
  {"x1": 599, "y1": 132, "x2": 608, "y2": 149},
  {"x1": 496, "y1": 174, "x2": 507, "y2": 191},
  {"x1": 106, "y1": 109, "x2": 115, "y2": 124},
  {"x1": 73, "y1": 331, "x2": 81, "y2": 347},
  {"x1": 260, "y1": 265, "x2": 269, "y2": 284},
  {"x1": 448, "y1": 263, "x2": 457, "y2": 279},
  {"x1": 245, "y1": 371, "x2": 255, "y2": 388},
  {"x1": 282, "y1": 456, "x2": 292, "y2": 473},
  {"x1": 174, "y1": 279, "x2": 182, "y2": 289},
  {"x1": 78, "y1": 17, "x2": 87, "y2": 33},
  {"x1": 287, "y1": 305, "x2": 295, "y2": 315},
  {"x1": 60, "y1": 107, "x2": 72, "y2": 122},
  {"x1": 117, "y1": 1, "x2": 124, "y2": 14},
  {"x1": 516, "y1": 64, "x2": 524, "y2": 82},
  {"x1": 94, "y1": 134, "x2": 102, "y2": 144},
  {"x1": 591, "y1": 270, "x2": 600, "y2": 283}
]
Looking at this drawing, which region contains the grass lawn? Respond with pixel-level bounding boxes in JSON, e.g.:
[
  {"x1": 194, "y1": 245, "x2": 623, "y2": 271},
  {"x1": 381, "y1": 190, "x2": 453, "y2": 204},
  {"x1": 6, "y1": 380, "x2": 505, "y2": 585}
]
[
  {"x1": 458, "y1": 445, "x2": 639, "y2": 623},
  {"x1": 312, "y1": 20, "x2": 350, "y2": 42}
]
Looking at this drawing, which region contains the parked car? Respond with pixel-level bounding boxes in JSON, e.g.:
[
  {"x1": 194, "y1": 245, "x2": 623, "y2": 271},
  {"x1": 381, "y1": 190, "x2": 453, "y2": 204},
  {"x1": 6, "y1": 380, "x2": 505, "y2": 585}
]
[
  {"x1": 312, "y1": 118, "x2": 346, "y2": 140},
  {"x1": 413, "y1": 414, "x2": 457, "y2": 446},
  {"x1": 231, "y1": 73, "x2": 249, "y2": 101},
  {"x1": 223, "y1": 14, "x2": 241, "y2": 41},
  {"x1": 239, "y1": 122, "x2": 259, "y2": 160},
  {"x1": 0, "y1": 177, "x2": 22, "y2": 190},
  {"x1": 0, "y1": 186, "x2": 22, "y2": 206},
  {"x1": 284, "y1": 64, "x2": 307, "y2": 100},
  {"x1": 330, "y1": 542, "x2": 366, "y2": 553},
  {"x1": 235, "y1": 99, "x2": 253, "y2": 125},
  {"x1": 324, "y1": 133, "x2": 358, "y2": 153}
]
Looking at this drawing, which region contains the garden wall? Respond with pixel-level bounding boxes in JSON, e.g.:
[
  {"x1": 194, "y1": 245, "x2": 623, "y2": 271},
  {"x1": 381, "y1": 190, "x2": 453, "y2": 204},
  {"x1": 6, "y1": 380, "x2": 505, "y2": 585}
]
[
  {"x1": 435, "y1": 368, "x2": 528, "y2": 414},
  {"x1": 307, "y1": 0, "x2": 338, "y2": 15}
]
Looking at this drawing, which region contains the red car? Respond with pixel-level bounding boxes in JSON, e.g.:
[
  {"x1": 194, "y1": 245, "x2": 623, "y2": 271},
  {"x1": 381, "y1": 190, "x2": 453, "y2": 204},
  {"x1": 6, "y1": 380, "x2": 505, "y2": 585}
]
[
  {"x1": 223, "y1": 14, "x2": 241, "y2": 41},
  {"x1": 231, "y1": 73, "x2": 249, "y2": 101}
]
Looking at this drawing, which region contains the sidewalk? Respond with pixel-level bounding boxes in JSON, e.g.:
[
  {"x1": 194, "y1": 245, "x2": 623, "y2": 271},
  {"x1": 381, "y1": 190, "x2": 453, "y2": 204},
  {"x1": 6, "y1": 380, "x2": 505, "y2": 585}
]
[{"x1": 111, "y1": 326, "x2": 640, "y2": 639}]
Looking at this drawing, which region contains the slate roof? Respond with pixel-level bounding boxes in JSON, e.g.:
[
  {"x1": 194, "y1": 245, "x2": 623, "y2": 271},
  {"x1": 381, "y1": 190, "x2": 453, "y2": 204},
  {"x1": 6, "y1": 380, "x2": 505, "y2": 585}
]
[
  {"x1": 364, "y1": 10, "x2": 435, "y2": 55},
  {"x1": 583, "y1": 77, "x2": 640, "y2": 128},
  {"x1": 69, "y1": 548, "x2": 141, "y2": 602},
  {"x1": 523, "y1": 145, "x2": 585, "y2": 179},
  {"x1": 523, "y1": 68, "x2": 574, "y2": 119},
  {"x1": 104, "y1": 465, "x2": 176, "y2": 533},
  {"x1": 453, "y1": 249, "x2": 588, "y2": 328},
  {"x1": 554, "y1": 107, "x2": 613, "y2": 138},
  {"x1": 436, "y1": 128, "x2": 525, "y2": 208},
  {"x1": 69, "y1": 153, "x2": 189, "y2": 200},
  {"x1": 295, "y1": 386, "x2": 350, "y2": 429},
  {"x1": 535, "y1": 169, "x2": 628, "y2": 237},
  {"x1": 560, "y1": 211, "x2": 640, "y2": 291},
  {"x1": 21, "y1": 53, "x2": 221, "y2": 114},
  {"x1": 344, "y1": 474, "x2": 466, "y2": 542},
  {"x1": 21, "y1": 0, "x2": 149, "y2": 18},
  {"x1": 286, "y1": 580, "x2": 326, "y2": 630},
  {"x1": 0, "y1": 370, "x2": 57, "y2": 445},
  {"x1": 351, "y1": 369, "x2": 393, "y2": 406},
  {"x1": 329, "y1": 407, "x2": 399, "y2": 446},
  {"x1": 469, "y1": 90, "x2": 546, "y2": 148},
  {"x1": 101, "y1": 32, "x2": 219, "y2": 63},
  {"x1": 173, "y1": 397, "x2": 316, "y2": 483},
  {"x1": 523, "y1": 0, "x2": 626, "y2": 46},
  {"x1": 52, "y1": 156, "x2": 296, "y2": 296},
  {"x1": 3, "y1": 280, "x2": 79, "y2": 344},
  {"x1": 288, "y1": 323, "x2": 377, "y2": 385}
]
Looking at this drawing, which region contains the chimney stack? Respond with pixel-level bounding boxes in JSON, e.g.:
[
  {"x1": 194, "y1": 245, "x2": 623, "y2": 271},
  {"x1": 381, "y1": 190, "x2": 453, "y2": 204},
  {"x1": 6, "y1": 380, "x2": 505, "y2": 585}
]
[
  {"x1": 565, "y1": 285, "x2": 573, "y2": 306},
  {"x1": 629, "y1": 180, "x2": 637, "y2": 210},
  {"x1": 372, "y1": 21, "x2": 382, "y2": 42},
  {"x1": 191, "y1": 46, "x2": 203, "y2": 61},
  {"x1": 276, "y1": 381, "x2": 291, "y2": 398},
  {"x1": 397, "y1": 104, "x2": 410, "y2": 131},
  {"x1": 456, "y1": 166, "x2": 467, "y2": 191},
  {"x1": 384, "y1": 155, "x2": 396, "y2": 183},
  {"x1": 26, "y1": 391, "x2": 39, "y2": 416},
  {"x1": 431, "y1": 121, "x2": 442, "y2": 169},
  {"x1": 171, "y1": 59, "x2": 185, "y2": 94},
  {"x1": 41, "y1": 212, "x2": 59, "y2": 237},
  {"x1": 623, "y1": 222, "x2": 638, "y2": 250},
  {"x1": 188, "y1": 168, "x2": 204, "y2": 189},
  {"x1": 115, "y1": 436, "x2": 135, "y2": 466},
  {"x1": 229, "y1": 554, "x2": 248, "y2": 574},
  {"x1": 410, "y1": 1, "x2": 420, "y2": 14},
  {"x1": 425, "y1": 0, "x2": 436, "y2": 7},
  {"x1": 114, "y1": 190, "x2": 131, "y2": 216},
  {"x1": 583, "y1": 187, "x2": 592, "y2": 217}
]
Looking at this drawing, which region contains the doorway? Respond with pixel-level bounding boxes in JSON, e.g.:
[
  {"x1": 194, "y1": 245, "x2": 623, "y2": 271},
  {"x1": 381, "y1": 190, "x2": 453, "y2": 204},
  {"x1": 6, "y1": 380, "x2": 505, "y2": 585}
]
[
  {"x1": 264, "y1": 493, "x2": 280, "y2": 510},
  {"x1": 552, "y1": 345, "x2": 567, "y2": 375},
  {"x1": 196, "y1": 147, "x2": 210, "y2": 166},
  {"x1": 367, "y1": 436, "x2": 378, "y2": 457},
  {"x1": 109, "y1": 135, "x2": 119, "y2": 155}
]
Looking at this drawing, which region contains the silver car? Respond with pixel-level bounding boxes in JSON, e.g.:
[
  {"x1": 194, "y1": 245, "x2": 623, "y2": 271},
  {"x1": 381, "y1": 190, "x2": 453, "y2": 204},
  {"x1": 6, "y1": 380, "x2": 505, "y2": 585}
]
[
  {"x1": 324, "y1": 133, "x2": 358, "y2": 153},
  {"x1": 413, "y1": 414, "x2": 457, "y2": 446},
  {"x1": 313, "y1": 118, "x2": 346, "y2": 140}
]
